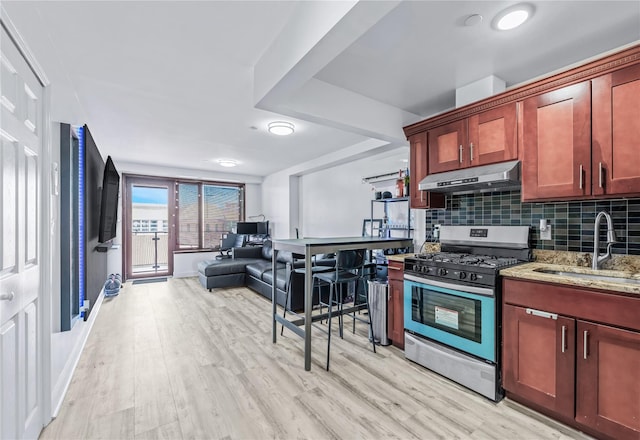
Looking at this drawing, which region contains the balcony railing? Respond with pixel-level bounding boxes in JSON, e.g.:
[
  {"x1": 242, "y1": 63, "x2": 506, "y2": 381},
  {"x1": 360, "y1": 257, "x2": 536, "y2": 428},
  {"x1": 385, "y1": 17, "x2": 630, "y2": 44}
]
[{"x1": 132, "y1": 231, "x2": 168, "y2": 274}]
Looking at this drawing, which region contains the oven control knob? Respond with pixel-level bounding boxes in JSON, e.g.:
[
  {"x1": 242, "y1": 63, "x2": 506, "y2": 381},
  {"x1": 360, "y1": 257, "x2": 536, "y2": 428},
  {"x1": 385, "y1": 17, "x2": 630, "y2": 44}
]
[
  {"x1": 438, "y1": 268, "x2": 448, "y2": 276},
  {"x1": 421, "y1": 266, "x2": 429, "y2": 273},
  {"x1": 459, "y1": 271, "x2": 467, "y2": 280},
  {"x1": 469, "y1": 273, "x2": 477, "y2": 281}
]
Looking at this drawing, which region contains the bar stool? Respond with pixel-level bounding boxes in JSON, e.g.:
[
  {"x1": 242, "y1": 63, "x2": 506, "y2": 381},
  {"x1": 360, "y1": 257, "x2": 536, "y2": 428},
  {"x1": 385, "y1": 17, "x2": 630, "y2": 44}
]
[
  {"x1": 280, "y1": 259, "x2": 332, "y2": 336},
  {"x1": 313, "y1": 249, "x2": 376, "y2": 370}
]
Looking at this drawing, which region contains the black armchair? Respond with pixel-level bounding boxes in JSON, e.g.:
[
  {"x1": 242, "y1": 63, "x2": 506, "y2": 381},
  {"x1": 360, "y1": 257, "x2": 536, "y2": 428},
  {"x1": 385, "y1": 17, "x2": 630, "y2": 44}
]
[{"x1": 216, "y1": 233, "x2": 245, "y2": 260}]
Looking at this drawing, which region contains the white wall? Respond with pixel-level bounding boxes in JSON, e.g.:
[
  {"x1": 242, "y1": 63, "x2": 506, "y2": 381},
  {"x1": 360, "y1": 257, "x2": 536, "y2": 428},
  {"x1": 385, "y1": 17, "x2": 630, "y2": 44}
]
[
  {"x1": 299, "y1": 149, "x2": 409, "y2": 238},
  {"x1": 173, "y1": 251, "x2": 219, "y2": 278},
  {"x1": 262, "y1": 172, "x2": 292, "y2": 238}
]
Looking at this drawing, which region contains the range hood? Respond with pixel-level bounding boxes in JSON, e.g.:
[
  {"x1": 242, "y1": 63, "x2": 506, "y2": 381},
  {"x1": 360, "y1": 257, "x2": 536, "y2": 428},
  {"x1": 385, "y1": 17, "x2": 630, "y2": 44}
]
[{"x1": 418, "y1": 160, "x2": 521, "y2": 194}]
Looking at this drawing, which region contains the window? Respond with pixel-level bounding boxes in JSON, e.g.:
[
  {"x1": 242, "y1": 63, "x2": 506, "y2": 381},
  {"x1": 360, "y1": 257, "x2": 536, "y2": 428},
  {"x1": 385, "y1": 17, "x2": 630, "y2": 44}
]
[{"x1": 177, "y1": 181, "x2": 244, "y2": 250}]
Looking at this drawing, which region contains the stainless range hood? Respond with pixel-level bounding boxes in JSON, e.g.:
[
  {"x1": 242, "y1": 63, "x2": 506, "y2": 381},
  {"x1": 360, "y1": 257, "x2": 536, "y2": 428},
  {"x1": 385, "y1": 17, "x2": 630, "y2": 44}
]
[{"x1": 418, "y1": 160, "x2": 521, "y2": 194}]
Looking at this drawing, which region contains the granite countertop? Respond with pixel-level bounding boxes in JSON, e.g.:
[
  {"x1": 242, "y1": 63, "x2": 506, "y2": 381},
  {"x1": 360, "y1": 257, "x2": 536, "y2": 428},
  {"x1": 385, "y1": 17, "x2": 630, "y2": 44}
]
[
  {"x1": 501, "y1": 251, "x2": 640, "y2": 296},
  {"x1": 386, "y1": 243, "x2": 441, "y2": 263}
]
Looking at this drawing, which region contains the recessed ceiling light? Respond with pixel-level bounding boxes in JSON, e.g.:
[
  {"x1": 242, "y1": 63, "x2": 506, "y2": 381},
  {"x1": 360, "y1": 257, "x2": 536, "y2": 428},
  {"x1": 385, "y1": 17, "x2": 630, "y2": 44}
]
[
  {"x1": 216, "y1": 159, "x2": 238, "y2": 168},
  {"x1": 492, "y1": 3, "x2": 534, "y2": 31},
  {"x1": 268, "y1": 121, "x2": 295, "y2": 136}
]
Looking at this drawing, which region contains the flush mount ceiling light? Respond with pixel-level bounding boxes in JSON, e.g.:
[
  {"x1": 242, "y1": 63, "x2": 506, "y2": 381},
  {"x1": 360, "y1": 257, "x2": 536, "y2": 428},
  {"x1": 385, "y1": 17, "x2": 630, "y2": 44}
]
[
  {"x1": 492, "y1": 3, "x2": 534, "y2": 30},
  {"x1": 268, "y1": 121, "x2": 295, "y2": 136},
  {"x1": 216, "y1": 159, "x2": 238, "y2": 168}
]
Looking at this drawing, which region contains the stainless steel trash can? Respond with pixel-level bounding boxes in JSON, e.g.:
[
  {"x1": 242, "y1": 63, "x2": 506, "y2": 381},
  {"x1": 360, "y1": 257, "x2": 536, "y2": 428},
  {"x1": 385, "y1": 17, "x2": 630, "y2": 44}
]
[{"x1": 367, "y1": 280, "x2": 390, "y2": 346}]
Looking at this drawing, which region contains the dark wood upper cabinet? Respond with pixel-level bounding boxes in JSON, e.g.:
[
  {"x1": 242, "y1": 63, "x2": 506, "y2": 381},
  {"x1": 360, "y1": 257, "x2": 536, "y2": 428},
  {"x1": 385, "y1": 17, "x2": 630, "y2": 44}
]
[
  {"x1": 403, "y1": 44, "x2": 640, "y2": 203},
  {"x1": 521, "y1": 81, "x2": 592, "y2": 201},
  {"x1": 409, "y1": 132, "x2": 444, "y2": 209},
  {"x1": 427, "y1": 103, "x2": 517, "y2": 174},
  {"x1": 592, "y1": 62, "x2": 640, "y2": 197},
  {"x1": 427, "y1": 120, "x2": 468, "y2": 173},
  {"x1": 469, "y1": 103, "x2": 518, "y2": 166}
]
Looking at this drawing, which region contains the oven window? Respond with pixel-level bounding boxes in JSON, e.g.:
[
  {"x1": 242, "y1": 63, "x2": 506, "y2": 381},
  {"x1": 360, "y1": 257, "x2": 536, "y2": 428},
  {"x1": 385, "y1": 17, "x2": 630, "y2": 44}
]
[{"x1": 411, "y1": 286, "x2": 482, "y2": 343}]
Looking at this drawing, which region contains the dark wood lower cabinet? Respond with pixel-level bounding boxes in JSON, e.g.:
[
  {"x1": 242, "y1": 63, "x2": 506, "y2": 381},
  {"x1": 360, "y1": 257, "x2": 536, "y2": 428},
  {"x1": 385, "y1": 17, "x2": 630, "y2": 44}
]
[
  {"x1": 387, "y1": 260, "x2": 404, "y2": 349},
  {"x1": 503, "y1": 304, "x2": 575, "y2": 420},
  {"x1": 503, "y1": 278, "x2": 640, "y2": 440},
  {"x1": 576, "y1": 321, "x2": 640, "y2": 439}
]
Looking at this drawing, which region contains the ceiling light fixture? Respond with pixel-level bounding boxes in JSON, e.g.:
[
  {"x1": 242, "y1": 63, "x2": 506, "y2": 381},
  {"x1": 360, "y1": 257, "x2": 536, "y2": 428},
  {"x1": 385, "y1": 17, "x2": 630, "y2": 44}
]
[
  {"x1": 464, "y1": 14, "x2": 483, "y2": 27},
  {"x1": 492, "y1": 3, "x2": 534, "y2": 31},
  {"x1": 217, "y1": 159, "x2": 238, "y2": 168},
  {"x1": 268, "y1": 121, "x2": 295, "y2": 136}
]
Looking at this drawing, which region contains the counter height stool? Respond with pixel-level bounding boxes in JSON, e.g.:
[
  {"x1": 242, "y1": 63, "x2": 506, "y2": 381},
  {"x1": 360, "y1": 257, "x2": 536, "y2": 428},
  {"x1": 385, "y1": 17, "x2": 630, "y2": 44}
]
[
  {"x1": 280, "y1": 257, "x2": 333, "y2": 336},
  {"x1": 313, "y1": 248, "x2": 376, "y2": 370}
]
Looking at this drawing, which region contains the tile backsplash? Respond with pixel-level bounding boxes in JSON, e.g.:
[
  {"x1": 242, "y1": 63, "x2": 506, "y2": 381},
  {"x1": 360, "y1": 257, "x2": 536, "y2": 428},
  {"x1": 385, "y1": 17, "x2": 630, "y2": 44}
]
[{"x1": 425, "y1": 190, "x2": 640, "y2": 255}]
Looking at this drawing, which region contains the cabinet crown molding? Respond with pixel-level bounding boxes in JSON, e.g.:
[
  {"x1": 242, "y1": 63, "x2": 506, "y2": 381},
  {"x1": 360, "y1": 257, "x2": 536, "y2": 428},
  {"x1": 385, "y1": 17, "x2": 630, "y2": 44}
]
[{"x1": 403, "y1": 44, "x2": 640, "y2": 138}]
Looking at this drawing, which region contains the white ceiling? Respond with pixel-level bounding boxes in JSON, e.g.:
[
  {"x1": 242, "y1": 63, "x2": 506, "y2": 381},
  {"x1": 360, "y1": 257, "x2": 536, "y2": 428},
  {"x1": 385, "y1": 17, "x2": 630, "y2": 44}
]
[{"x1": 3, "y1": 1, "x2": 639, "y2": 178}]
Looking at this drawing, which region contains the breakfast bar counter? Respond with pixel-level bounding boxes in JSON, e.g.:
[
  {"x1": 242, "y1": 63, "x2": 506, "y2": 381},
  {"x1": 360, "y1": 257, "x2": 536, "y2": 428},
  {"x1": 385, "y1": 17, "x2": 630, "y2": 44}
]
[{"x1": 271, "y1": 236, "x2": 412, "y2": 371}]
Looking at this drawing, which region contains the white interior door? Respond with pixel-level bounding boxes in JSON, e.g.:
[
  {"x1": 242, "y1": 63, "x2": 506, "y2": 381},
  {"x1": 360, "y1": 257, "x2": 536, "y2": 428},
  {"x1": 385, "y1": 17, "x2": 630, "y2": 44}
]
[{"x1": 0, "y1": 22, "x2": 44, "y2": 440}]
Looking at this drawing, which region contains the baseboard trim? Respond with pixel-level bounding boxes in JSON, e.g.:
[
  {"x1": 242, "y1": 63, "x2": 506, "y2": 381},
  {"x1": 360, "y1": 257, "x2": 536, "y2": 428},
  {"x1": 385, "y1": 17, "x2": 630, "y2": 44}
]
[{"x1": 50, "y1": 290, "x2": 105, "y2": 418}]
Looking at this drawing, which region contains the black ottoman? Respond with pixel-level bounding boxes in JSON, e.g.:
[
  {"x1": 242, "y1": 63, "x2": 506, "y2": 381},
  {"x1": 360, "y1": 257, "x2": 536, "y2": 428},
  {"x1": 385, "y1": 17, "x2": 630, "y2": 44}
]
[{"x1": 197, "y1": 258, "x2": 259, "y2": 291}]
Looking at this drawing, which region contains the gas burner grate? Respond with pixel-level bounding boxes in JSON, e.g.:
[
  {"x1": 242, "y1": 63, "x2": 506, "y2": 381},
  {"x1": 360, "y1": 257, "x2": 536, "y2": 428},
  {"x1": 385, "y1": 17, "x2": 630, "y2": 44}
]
[{"x1": 412, "y1": 252, "x2": 520, "y2": 268}]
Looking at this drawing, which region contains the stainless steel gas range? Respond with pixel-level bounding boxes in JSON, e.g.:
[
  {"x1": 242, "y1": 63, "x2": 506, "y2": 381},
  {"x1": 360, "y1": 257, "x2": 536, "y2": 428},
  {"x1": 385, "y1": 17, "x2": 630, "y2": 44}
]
[{"x1": 403, "y1": 225, "x2": 531, "y2": 401}]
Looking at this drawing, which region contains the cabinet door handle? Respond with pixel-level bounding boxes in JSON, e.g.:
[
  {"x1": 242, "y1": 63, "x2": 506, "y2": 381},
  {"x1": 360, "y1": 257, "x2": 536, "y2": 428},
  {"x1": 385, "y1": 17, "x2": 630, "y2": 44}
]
[
  {"x1": 525, "y1": 308, "x2": 557, "y2": 320},
  {"x1": 459, "y1": 145, "x2": 463, "y2": 164},
  {"x1": 470, "y1": 143, "x2": 474, "y2": 162},
  {"x1": 583, "y1": 330, "x2": 589, "y2": 359},
  {"x1": 0, "y1": 291, "x2": 15, "y2": 301},
  {"x1": 599, "y1": 162, "x2": 604, "y2": 188},
  {"x1": 561, "y1": 325, "x2": 566, "y2": 353},
  {"x1": 579, "y1": 164, "x2": 584, "y2": 190}
]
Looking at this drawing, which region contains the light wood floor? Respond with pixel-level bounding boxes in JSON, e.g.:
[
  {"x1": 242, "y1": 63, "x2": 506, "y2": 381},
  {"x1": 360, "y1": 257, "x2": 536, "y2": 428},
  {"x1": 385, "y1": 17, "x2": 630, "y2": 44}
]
[{"x1": 41, "y1": 277, "x2": 592, "y2": 440}]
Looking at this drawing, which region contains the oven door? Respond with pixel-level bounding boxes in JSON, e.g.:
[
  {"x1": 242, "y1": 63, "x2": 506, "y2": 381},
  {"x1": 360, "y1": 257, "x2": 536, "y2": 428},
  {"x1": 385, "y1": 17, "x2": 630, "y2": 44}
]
[{"x1": 404, "y1": 275, "x2": 496, "y2": 362}]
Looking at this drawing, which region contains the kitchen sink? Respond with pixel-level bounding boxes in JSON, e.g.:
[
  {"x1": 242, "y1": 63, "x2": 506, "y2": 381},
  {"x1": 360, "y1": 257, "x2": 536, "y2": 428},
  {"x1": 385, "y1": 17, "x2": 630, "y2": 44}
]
[{"x1": 533, "y1": 268, "x2": 640, "y2": 285}]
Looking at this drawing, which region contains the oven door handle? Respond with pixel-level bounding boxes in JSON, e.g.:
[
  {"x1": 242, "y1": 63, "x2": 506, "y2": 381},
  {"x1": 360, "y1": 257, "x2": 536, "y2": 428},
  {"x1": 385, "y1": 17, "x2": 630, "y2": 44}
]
[
  {"x1": 404, "y1": 274, "x2": 494, "y2": 297},
  {"x1": 525, "y1": 308, "x2": 558, "y2": 320}
]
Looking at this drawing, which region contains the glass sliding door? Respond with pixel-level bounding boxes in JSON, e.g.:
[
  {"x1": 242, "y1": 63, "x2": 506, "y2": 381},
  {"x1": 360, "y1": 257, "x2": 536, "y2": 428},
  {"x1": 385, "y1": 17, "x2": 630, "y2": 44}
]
[{"x1": 124, "y1": 176, "x2": 174, "y2": 279}]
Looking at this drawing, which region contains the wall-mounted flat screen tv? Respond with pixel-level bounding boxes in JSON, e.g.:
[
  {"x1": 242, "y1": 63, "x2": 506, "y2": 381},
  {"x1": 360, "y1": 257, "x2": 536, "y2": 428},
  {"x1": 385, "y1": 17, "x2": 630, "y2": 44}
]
[{"x1": 98, "y1": 156, "x2": 120, "y2": 243}]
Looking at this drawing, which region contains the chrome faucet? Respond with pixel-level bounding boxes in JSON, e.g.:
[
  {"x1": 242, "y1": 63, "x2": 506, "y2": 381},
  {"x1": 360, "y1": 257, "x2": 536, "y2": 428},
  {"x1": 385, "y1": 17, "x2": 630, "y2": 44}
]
[{"x1": 592, "y1": 211, "x2": 617, "y2": 270}]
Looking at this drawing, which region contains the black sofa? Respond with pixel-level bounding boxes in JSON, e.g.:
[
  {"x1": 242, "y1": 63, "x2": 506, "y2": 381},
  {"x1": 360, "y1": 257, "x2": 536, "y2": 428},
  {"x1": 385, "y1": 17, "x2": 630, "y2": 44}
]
[{"x1": 197, "y1": 240, "x2": 333, "y2": 311}]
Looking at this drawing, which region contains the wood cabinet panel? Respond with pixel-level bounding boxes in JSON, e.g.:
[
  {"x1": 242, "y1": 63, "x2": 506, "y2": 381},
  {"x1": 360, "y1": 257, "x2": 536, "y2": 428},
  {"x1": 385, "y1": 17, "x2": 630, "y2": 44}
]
[
  {"x1": 387, "y1": 260, "x2": 404, "y2": 349},
  {"x1": 503, "y1": 304, "x2": 575, "y2": 419},
  {"x1": 427, "y1": 120, "x2": 467, "y2": 173},
  {"x1": 468, "y1": 103, "x2": 517, "y2": 166},
  {"x1": 592, "y1": 62, "x2": 640, "y2": 196},
  {"x1": 408, "y1": 132, "x2": 444, "y2": 209},
  {"x1": 576, "y1": 321, "x2": 640, "y2": 440},
  {"x1": 522, "y1": 81, "x2": 592, "y2": 201},
  {"x1": 428, "y1": 104, "x2": 517, "y2": 175}
]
